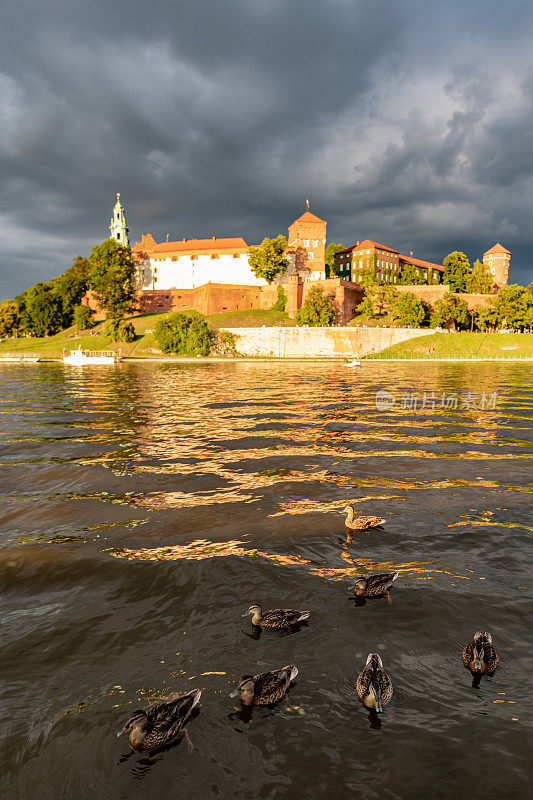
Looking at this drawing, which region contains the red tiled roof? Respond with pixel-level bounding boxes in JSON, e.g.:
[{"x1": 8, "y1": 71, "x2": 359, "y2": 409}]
[
  {"x1": 483, "y1": 242, "x2": 511, "y2": 256},
  {"x1": 133, "y1": 236, "x2": 248, "y2": 255},
  {"x1": 339, "y1": 239, "x2": 400, "y2": 254},
  {"x1": 399, "y1": 254, "x2": 444, "y2": 272},
  {"x1": 289, "y1": 210, "x2": 326, "y2": 226}
]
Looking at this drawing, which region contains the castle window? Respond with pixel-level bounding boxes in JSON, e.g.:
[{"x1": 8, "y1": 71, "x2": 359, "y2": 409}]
[
  {"x1": 211, "y1": 254, "x2": 219, "y2": 259},
  {"x1": 308, "y1": 252, "x2": 314, "y2": 259},
  {"x1": 313, "y1": 240, "x2": 318, "y2": 247},
  {"x1": 304, "y1": 240, "x2": 310, "y2": 247}
]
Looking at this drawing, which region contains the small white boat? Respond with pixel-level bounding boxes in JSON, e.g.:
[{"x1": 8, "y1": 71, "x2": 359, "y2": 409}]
[
  {"x1": 342, "y1": 358, "x2": 361, "y2": 367},
  {"x1": 0, "y1": 353, "x2": 41, "y2": 362},
  {"x1": 63, "y1": 346, "x2": 121, "y2": 365}
]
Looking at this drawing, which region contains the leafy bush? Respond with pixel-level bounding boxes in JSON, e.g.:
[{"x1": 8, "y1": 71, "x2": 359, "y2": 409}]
[
  {"x1": 272, "y1": 284, "x2": 287, "y2": 312},
  {"x1": 392, "y1": 292, "x2": 429, "y2": 327},
  {"x1": 155, "y1": 312, "x2": 213, "y2": 355},
  {"x1": 211, "y1": 330, "x2": 238, "y2": 356},
  {"x1": 0, "y1": 301, "x2": 19, "y2": 337},
  {"x1": 430, "y1": 293, "x2": 471, "y2": 329},
  {"x1": 295, "y1": 286, "x2": 336, "y2": 326},
  {"x1": 104, "y1": 317, "x2": 136, "y2": 342},
  {"x1": 73, "y1": 304, "x2": 94, "y2": 331}
]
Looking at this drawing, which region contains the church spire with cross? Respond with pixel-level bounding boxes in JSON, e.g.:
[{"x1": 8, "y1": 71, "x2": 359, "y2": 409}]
[{"x1": 109, "y1": 193, "x2": 129, "y2": 247}]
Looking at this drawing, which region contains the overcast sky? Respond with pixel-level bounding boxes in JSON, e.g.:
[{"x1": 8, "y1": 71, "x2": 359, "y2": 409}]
[{"x1": 1, "y1": 0, "x2": 532, "y2": 297}]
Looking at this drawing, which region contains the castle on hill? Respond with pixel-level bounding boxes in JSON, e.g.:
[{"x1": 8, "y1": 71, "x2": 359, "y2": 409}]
[{"x1": 104, "y1": 196, "x2": 510, "y2": 321}]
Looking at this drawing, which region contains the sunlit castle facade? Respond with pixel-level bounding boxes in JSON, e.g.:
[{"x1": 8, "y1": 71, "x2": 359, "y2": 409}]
[
  {"x1": 285, "y1": 208, "x2": 327, "y2": 280},
  {"x1": 483, "y1": 243, "x2": 510, "y2": 287},
  {"x1": 132, "y1": 234, "x2": 267, "y2": 289},
  {"x1": 109, "y1": 193, "x2": 129, "y2": 247}
]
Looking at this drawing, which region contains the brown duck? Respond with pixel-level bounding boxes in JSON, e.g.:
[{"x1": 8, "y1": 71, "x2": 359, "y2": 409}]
[
  {"x1": 350, "y1": 572, "x2": 399, "y2": 598},
  {"x1": 462, "y1": 631, "x2": 499, "y2": 676},
  {"x1": 356, "y1": 653, "x2": 393, "y2": 712},
  {"x1": 116, "y1": 688, "x2": 201, "y2": 752},
  {"x1": 230, "y1": 665, "x2": 298, "y2": 706},
  {"x1": 343, "y1": 506, "x2": 385, "y2": 531},
  {"x1": 241, "y1": 604, "x2": 310, "y2": 630}
]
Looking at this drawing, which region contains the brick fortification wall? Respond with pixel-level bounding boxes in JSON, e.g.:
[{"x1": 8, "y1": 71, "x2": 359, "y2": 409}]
[
  {"x1": 395, "y1": 285, "x2": 495, "y2": 310},
  {"x1": 136, "y1": 283, "x2": 261, "y2": 315},
  {"x1": 223, "y1": 326, "x2": 434, "y2": 358}
]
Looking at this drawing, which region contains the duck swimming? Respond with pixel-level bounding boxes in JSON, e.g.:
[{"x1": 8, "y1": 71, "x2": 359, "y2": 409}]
[
  {"x1": 116, "y1": 688, "x2": 201, "y2": 752},
  {"x1": 230, "y1": 665, "x2": 298, "y2": 706},
  {"x1": 350, "y1": 572, "x2": 399, "y2": 599},
  {"x1": 343, "y1": 506, "x2": 385, "y2": 531},
  {"x1": 241, "y1": 604, "x2": 310, "y2": 630},
  {"x1": 356, "y1": 653, "x2": 393, "y2": 712},
  {"x1": 462, "y1": 631, "x2": 499, "y2": 677}
]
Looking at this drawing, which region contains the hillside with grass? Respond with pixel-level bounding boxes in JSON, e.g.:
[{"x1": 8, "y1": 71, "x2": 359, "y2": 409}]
[
  {"x1": 366, "y1": 331, "x2": 533, "y2": 359},
  {"x1": 0, "y1": 309, "x2": 296, "y2": 359}
]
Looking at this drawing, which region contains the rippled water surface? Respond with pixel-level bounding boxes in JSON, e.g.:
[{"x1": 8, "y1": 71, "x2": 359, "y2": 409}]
[{"x1": 0, "y1": 361, "x2": 531, "y2": 800}]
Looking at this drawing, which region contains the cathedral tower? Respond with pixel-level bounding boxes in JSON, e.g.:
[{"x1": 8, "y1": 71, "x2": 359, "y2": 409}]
[{"x1": 109, "y1": 193, "x2": 129, "y2": 247}]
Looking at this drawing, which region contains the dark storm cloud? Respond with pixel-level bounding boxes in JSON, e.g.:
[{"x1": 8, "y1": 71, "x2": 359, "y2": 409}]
[{"x1": 0, "y1": 0, "x2": 532, "y2": 296}]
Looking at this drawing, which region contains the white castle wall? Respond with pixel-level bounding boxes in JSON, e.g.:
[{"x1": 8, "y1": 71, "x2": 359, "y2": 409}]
[{"x1": 138, "y1": 254, "x2": 267, "y2": 290}]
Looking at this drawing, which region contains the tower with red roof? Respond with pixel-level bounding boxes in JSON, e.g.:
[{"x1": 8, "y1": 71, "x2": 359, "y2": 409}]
[{"x1": 482, "y1": 243, "x2": 511, "y2": 287}]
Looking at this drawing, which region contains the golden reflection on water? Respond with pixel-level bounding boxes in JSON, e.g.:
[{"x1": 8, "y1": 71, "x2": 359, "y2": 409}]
[{"x1": 107, "y1": 538, "x2": 463, "y2": 582}]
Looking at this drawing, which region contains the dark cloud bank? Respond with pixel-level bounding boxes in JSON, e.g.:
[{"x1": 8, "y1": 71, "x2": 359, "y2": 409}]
[{"x1": 1, "y1": 0, "x2": 532, "y2": 297}]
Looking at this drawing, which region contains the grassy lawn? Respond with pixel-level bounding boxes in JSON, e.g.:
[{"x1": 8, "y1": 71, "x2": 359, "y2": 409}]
[
  {"x1": 368, "y1": 332, "x2": 533, "y2": 359},
  {"x1": 0, "y1": 308, "x2": 296, "y2": 359}
]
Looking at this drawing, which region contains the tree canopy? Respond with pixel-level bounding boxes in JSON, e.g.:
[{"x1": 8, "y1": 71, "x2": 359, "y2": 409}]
[
  {"x1": 248, "y1": 236, "x2": 290, "y2": 284},
  {"x1": 295, "y1": 286, "x2": 336, "y2": 326},
  {"x1": 467, "y1": 259, "x2": 494, "y2": 294},
  {"x1": 156, "y1": 312, "x2": 213, "y2": 355},
  {"x1": 399, "y1": 264, "x2": 425, "y2": 285},
  {"x1": 392, "y1": 292, "x2": 429, "y2": 327},
  {"x1": 0, "y1": 301, "x2": 19, "y2": 337},
  {"x1": 493, "y1": 285, "x2": 533, "y2": 329},
  {"x1": 443, "y1": 251, "x2": 470, "y2": 292},
  {"x1": 325, "y1": 243, "x2": 345, "y2": 277},
  {"x1": 88, "y1": 238, "x2": 137, "y2": 320},
  {"x1": 431, "y1": 292, "x2": 471, "y2": 329}
]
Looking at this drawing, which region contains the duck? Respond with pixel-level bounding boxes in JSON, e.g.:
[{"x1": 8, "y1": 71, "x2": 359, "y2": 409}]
[
  {"x1": 343, "y1": 506, "x2": 385, "y2": 531},
  {"x1": 350, "y1": 572, "x2": 399, "y2": 598},
  {"x1": 230, "y1": 665, "x2": 298, "y2": 706},
  {"x1": 116, "y1": 688, "x2": 201, "y2": 752},
  {"x1": 241, "y1": 604, "x2": 310, "y2": 630},
  {"x1": 462, "y1": 631, "x2": 499, "y2": 676},
  {"x1": 356, "y1": 653, "x2": 393, "y2": 712}
]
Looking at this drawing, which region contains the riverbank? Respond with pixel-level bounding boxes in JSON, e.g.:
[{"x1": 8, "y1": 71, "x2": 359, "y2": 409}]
[{"x1": 366, "y1": 331, "x2": 533, "y2": 359}]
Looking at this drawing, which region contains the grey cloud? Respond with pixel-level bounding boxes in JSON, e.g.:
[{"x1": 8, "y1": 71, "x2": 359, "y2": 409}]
[{"x1": 0, "y1": 0, "x2": 532, "y2": 297}]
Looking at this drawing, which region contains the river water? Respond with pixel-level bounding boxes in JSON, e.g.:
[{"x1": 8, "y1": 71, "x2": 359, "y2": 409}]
[{"x1": 0, "y1": 361, "x2": 531, "y2": 800}]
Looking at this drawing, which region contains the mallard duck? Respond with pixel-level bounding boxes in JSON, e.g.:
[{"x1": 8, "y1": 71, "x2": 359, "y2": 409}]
[
  {"x1": 350, "y1": 572, "x2": 399, "y2": 598},
  {"x1": 356, "y1": 653, "x2": 393, "y2": 712},
  {"x1": 230, "y1": 665, "x2": 298, "y2": 706},
  {"x1": 462, "y1": 631, "x2": 499, "y2": 676},
  {"x1": 116, "y1": 688, "x2": 201, "y2": 752},
  {"x1": 241, "y1": 604, "x2": 310, "y2": 630},
  {"x1": 343, "y1": 506, "x2": 385, "y2": 531}
]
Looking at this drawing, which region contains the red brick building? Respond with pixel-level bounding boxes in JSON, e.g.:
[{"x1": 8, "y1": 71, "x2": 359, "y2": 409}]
[
  {"x1": 286, "y1": 209, "x2": 327, "y2": 279},
  {"x1": 483, "y1": 243, "x2": 511, "y2": 287},
  {"x1": 335, "y1": 239, "x2": 444, "y2": 284}
]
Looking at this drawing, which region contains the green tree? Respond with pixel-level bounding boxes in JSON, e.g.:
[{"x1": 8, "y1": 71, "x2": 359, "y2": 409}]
[
  {"x1": 392, "y1": 292, "x2": 429, "y2": 327},
  {"x1": 493, "y1": 285, "x2": 533, "y2": 330},
  {"x1": 400, "y1": 264, "x2": 425, "y2": 285},
  {"x1": 0, "y1": 301, "x2": 19, "y2": 337},
  {"x1": 156, "y1": 312, "x2": 213, "y2": 355},
  {"x1": 358, "y1": 285, "x2": 398, "y2": 318},
  {"x1": 325, "y1": 243, "x2": 345, "y2": 277},
  {"x1": 431, "y1": 292, "x2": 471, "y2": 329},
  {"x1": 104, "y1": 318, "x2": 136, "y2": 343},
  {"x1": 248, "y1": 236, "x2": 290, "y2": 284},
  {"x1": 443, "y1": 251, "x2": 470, "y2": 292},
  {"x1": 467, "y1": 259, "x2": 494, "y2": 294},
  {"x1": 73, "y1": 304, "x2": 94, "y2": 331},
  {"x1": 88, "y1": 238, "x2": 137, "y2": 320},
  {"x1": 358, "y1": 255, "x2": 378, "y2": 288},
  {"x1": 19, "y1": 282, "x2": 63, "y2": 337},
  {"x1": 54, "y1": 255, "x2": 91, "y2": 326},
  {"x1": 527, "y1": 281, "x2": 533, "y2": 296},
  {"x1": 295, "y1": 286, "x2": 336, "y2": 326},
  {"x1": 272, "y1": 284, "x2": 287, "y2": 312},
  {"x1": 473, "y1": 303, "x2": 498, "y2": 332}
]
